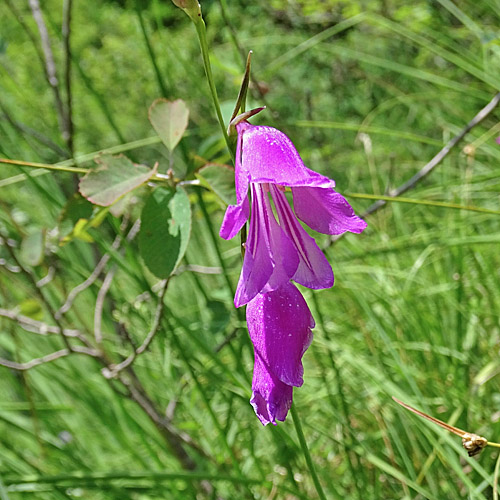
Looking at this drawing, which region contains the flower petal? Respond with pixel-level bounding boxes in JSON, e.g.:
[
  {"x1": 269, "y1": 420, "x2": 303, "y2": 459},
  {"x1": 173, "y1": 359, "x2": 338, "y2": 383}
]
[
  {"x1": 271, "y1": 186, "x2": 334, "y2": 289},
  {"x1": 234, "y1": 185, "x2": 298, "y2": 307},
  {"x1": 246, "y1": 283, "x2": 314, "y2": 388},
  {"x1": 219, "y1": 196, "x2": 249, "y2": 240},
  {"x1": 219, "y1": 120, "x2": 250, "y2": 240},
  {"x1": 293, "y1": 186, "x2": 367, "y2": 235},
  {"x1": 250, "y1": 354, "x2": 293, "y2": 426},
  {"x1": 237, "y1": 123, "x2": 336, "y2": 190}
]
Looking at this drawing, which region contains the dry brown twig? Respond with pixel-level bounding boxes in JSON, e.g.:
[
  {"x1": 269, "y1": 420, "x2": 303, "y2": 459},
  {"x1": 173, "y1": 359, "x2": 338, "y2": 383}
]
[
  {"x1": 328, "y1": 91, "x2": 500, "y2": 247},
  {"x1": 28, "y1": 0, "x2": 68, "y2": 147},
  {"x1": 393, "y1": 397, "x2": 500, "y2": 457}
]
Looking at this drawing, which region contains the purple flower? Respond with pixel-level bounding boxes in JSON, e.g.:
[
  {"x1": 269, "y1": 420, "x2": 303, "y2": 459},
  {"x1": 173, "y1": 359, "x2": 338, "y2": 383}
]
[
  {"x1": 247, "y1": 282, "x2": 314, "y2": 425},
  {"x1": 220, "y1": 110, "x2": 366, "y2": 424}
]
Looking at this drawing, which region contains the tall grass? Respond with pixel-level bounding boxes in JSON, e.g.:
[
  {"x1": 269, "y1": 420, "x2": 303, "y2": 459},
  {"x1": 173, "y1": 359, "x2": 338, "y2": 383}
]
[{"x1": 0, "y1": 0, "x2": 499, "y2": 498}]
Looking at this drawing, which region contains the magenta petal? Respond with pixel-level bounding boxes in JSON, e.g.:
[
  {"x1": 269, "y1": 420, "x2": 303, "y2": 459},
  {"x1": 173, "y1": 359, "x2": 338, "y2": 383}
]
[
  {"x1": 250, "y1": 355, "x2": 293, "y2": 426},
  {"x1": 271, "y1": 186, "x2": 334, "y2": 289},
  {"x1": 220, "y1": 120, "x2": 251, "y2": 241},
  {"x1": 234, "y1": 185, "x2": 298, "y2": 308},
  {"x1": 246, "y1": 283, "x2": 314, "y2": 388},
  {"x1": 237, "y1": 123, "x2": 336, "y2": 190},
  {"x1": 293, "y1": 186, "x2": 367, "y2": 235},
  {"x1": 219, "y1": 197, "x2": 249, "y2": 240}
]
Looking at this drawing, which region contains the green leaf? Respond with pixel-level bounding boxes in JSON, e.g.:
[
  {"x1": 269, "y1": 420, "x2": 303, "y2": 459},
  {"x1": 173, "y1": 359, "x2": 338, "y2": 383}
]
[
  {"x1": 196, "y1": 163, "x2": 235, "y2": 205},
  {"x1": 139, "y1": 186, "x2": 191, "y2": 278},
  {"x1": 58, "y1": 194, "x2": 94, "y2": 239},
  {"x1": 79, "y1": 154, "x2": 157, "y2": 207},
  {"x1": 148, "y1": 98, "x2": 189, "y2": 151},
  {"x1": 19, "y1": 299, "x2": 43, "y2": 320},
  {"x1": 20, "y1": 230, "x2": 45, "y2": 266}
]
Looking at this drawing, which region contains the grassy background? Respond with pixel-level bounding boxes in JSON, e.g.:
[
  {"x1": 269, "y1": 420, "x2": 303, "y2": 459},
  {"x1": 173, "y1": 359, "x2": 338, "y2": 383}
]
[{"x1": 1, "y1": 0, "x2": 500, "y2": 498}]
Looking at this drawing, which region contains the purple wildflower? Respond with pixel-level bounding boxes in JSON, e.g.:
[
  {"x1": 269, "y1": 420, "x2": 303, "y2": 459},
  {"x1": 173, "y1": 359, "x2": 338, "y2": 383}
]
[{"x1": 220, "y1": 110, "x2": 366, "y2": 424}]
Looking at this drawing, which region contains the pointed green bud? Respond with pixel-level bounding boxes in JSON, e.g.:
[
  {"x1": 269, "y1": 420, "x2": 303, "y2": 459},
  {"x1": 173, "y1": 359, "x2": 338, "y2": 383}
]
[{"x1": 171, "y1": 0, "x2": 201, "y2": 21}]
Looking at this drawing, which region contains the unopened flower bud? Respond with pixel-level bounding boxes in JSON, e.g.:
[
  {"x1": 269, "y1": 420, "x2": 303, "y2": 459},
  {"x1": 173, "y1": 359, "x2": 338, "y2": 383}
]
[{"x1": 171, "y1": 0, "x2": 201, "y2": 21}]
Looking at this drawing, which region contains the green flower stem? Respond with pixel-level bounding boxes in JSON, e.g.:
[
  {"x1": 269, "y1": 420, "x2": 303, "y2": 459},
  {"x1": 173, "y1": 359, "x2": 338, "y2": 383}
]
[
  {"x1": 311, "y1": 294, "x2": 364, "y2": 500},
  {"x1": 193, "y1": 17, "x2": 233, "y2": 157},
  {"x1": 345, "y1": 192, "x2": 500, "y2": 216},
  {"x1": 290, "y1": 405, "x2": 328, "y2": 500}
]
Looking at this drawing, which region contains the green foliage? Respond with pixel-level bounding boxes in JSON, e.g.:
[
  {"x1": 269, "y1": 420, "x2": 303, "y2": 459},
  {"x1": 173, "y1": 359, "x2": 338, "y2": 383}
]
[
  {"x1": 139, "y1": 186, "x2": 191, "y2": 278},
  {"x1": 148, "y1": 98, "x2": 190, "y2": 152},
  {"x1": 0, "y1": 0, "x2": 500, "y2": 499},
  {"x1": 79, "y1": 154, "x2": 157, "y2": 206}
]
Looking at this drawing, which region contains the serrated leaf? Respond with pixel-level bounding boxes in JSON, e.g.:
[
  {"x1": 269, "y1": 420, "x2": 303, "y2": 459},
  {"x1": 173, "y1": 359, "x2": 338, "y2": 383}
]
[
  {"x1": 149, "y1": 99, "x2": 189, "y2": 151},
  {"x1": 79, "y1": 154, "x2": 157, "y2": 207},
  {"x1": 139, "y1": 187, "x2": 191, "y2": 278},
  {"x1": 196, "y1": 163, "x2": 236, "y2": 205}
]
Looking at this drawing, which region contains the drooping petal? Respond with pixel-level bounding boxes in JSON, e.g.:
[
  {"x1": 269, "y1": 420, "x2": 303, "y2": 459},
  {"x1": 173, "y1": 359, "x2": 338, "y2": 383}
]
[
  {"x1": 271, "y1": 185, "x2": 334, "y2": 289},
  {"x1": 219, "y1": 196, "x2": 249, "y2": 240},
  {"x1": 236, "y1": 122, "x2": 336, "y2": 190},
  {"x1": 250, "y1": 354, "x2": 293, "y2": 426},
  {"x1": 293, "y1": 186, "x2": 367, "y2": 235},
  {"x1": 246, "y1": 283, "x2": 314, "y2": 389},
  {"x1": 234, "y1": 185, "x2": 299, "y2": 308}
]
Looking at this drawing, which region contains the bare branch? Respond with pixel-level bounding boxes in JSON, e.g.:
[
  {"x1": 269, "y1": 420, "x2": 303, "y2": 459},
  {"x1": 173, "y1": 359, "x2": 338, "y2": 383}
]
[
  {"x1": 2, "y1": 237, "x2": 73, "y2": 352},
  {"x1": 57, "y1": 253, "x2": 111, "y2": 318},
  {"x1": 62, "y1": 0, "x2": 74, "y2": 154},
  {"x1": 36, "y1": 266, "x2": 55, "y2": 288},
  {"x1": 105, "y1": 279, "x2": 169, "y2": 376},
  {"x1": 28, "y1": 0, "x2": 68, "y2": 146},
  {"x1": 0, "y1": 110, "x2": 68, "y2": 157},
  {"x1": 327, "y1": 91, "x2": 500, "y2": 248},
  {"x1": 362, "y1": 91, "x2": 500, "y2": 218},
  {"x1": 93, "y1": 219, "x2": 140, "y2": 344},
  {"x1": 0, "y1": 307, "x2": 84, "y2": 340},
  {"x1": 173, "y1": 264, "x2": 222, "y2": 276},
  {"x1": 0, "y1": 346, "x2": 98, "y2": 372}
]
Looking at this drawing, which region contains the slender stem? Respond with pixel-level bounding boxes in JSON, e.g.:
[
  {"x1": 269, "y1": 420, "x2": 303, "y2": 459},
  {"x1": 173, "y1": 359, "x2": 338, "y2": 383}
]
[
  {"x1": 3, "y1": 239, "x2": 73, "y2": 353},
  {"x1": 0, "y1": 346, "x2": 98, "y2": 372},
  {"x1": 0, "y1": 158, "x2": 87, "y2": 174},
  {"x1": 28, "y1": 0, "x2": 68, "y2": 148},
  {"x1": 345, "y1": 192, "x2": 500, "y2": 216},
  {"x1": 135, "y1": 0, "x2": 168, "y2": 97},
  {"x1": 361, "y1": 91, "x2": 500, "y2": 217},
  {"x1": 290, "y1": 405, "x2": 329, "y2": 500},
  {"x1": 193, "y1": 18, "x2": 232, "y2": 156},
  {"x1": 196, "y1": 190, "x2": 235, "y2": 299},
  {"x1": 62, "y1": 0, "x2": 74, "y2": 156},
  {"x1": 311, "y1": 294, "x2": 363, "y2": 499},
  {"x1": 494, "y1": 451, "x2": 500, "y2": 500}
]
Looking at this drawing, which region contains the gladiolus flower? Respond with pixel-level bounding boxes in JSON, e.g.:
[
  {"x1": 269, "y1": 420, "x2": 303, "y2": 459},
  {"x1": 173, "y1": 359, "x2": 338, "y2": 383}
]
[{"x1": 220, "y1": 109, "x2": 366, "y2": 424}]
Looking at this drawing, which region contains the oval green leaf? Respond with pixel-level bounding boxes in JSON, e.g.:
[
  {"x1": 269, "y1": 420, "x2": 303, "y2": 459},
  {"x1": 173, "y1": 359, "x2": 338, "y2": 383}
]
[
  {"x1": 139, "y1": 186, "x2": 191, "y2": 278},
  {"x1": 148, "y1": 98, "x2": 189, "y2": 152}
]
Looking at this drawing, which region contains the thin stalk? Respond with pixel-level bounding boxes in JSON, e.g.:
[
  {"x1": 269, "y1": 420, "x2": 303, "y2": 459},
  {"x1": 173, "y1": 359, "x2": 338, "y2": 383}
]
[
  {"x1": 62, "y1": 0, "x2": 74, "y2": 156},
  {"x1": 290, "y1": 405, "x2": 329, "y2": 500},
  {"x1": 0, "y1": 158, "x2": 87, "y2": 174},
  {"x1": 135, "y1": 0, "x2": 169, "y2": 97},
  {"x1": 345, "y1": 192, "x2": 500, "y2": 216},
  {"x1": 311, "y1": 294, "x2": 364, "y2": 500},
  {"x1": 195, "y1": 190, "x2": 235, "y2": 299},
  {"x1": 494, "y1": 453, "x2": 500, "y2": 500},
  {"x1": 193, "y1": 18, "x2": 232, "y2": 156},
  {"x1": 0, "y1": 474, "x2": 9, "y2": 500}
]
